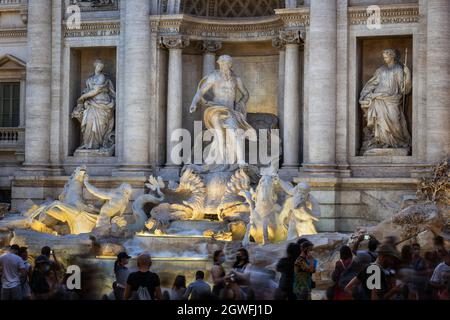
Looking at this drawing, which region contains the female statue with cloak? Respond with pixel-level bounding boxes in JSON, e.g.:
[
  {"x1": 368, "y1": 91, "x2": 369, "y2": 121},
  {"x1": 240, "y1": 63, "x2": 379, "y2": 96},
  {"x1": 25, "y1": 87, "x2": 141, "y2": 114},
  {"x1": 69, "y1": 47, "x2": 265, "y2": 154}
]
[{"x1": 72, "y1": 59, "x2": 115, "y2": 154}]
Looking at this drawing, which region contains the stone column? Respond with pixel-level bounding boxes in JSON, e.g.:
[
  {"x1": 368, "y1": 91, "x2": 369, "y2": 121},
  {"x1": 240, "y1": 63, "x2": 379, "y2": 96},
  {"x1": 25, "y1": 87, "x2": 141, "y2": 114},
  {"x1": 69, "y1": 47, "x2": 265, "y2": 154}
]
[
  {"x1": 119, "y1": 0, "x2": 151, "y2": 174},
  {"x1": 200, "y1": 41, "x2": 222, "y2": 77},
  {"x1": 304, "y1": 0, "x2": 337, "y2": 174},
  {"x1": 272, "y1": 37, "x2": 286, "y2": 152},
  {"x1": 161, "y1": 36, "x2": 189, "y2": 166},
  {"x1": 23, "y1": 0, "x2": 52, "y2": 169},
  {"x1": 279, "y1": 30, "x2": 303, "y2": 169},
  {"x1": 426, "y1": 0, "x2": 450, "y2": 162}
]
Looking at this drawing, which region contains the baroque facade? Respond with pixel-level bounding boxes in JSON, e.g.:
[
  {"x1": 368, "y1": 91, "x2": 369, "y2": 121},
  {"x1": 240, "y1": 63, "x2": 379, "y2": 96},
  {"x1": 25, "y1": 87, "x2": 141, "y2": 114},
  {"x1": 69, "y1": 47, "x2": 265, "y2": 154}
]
[{"x1": 0, "y1": 0, "x2": 449, "y2": 233}]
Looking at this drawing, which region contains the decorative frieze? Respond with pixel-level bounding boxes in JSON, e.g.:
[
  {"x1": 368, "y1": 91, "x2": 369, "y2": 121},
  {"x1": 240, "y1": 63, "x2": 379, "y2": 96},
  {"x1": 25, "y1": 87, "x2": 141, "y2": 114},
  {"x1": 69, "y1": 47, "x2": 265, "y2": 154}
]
[
  {"x1": 275, "y1": 7, "x2": 310, "y2": 28},
  {"x1": 151, "y1": 15, "x2": 284, "y2": 41},
  {"x1": 348, "y1": 4, "x2": 419, "y2": 25},
  {"x1": 0, "y1": 28, "x2": 26, "y2": 38},
  {"x1": 63, "y1": 21, "x2": 120, "y2": 38}
]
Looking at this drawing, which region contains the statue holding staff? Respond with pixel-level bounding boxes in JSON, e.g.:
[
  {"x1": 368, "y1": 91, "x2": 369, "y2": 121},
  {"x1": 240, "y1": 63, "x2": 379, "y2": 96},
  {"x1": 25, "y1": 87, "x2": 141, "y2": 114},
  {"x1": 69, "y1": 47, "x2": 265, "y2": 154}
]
[{"x1": 360, "y1": 49, "x2": 412, "y2": 155}]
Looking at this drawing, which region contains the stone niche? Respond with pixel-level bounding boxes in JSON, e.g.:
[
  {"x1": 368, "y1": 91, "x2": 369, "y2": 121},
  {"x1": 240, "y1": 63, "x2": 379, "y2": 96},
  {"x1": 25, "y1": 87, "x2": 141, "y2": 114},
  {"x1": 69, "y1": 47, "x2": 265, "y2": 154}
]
[
  {"x1": 356, "y1": 36, "x2": 413, "y2": 156},
  {"x1": 181, "y1": 41, "x2": 281, "y2": 163},
  {"x1": 68, "y1": 47, "x2": 117, "y2": 157}
]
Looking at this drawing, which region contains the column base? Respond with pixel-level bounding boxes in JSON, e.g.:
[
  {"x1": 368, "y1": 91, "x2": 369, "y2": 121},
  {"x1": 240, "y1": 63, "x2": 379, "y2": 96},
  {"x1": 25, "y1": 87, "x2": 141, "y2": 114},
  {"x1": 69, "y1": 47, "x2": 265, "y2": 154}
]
[
  {"x1": 112, "y1": 164, "x2": 152, "y2": 177},
  {"x1": 301, "y1": 163, "x2": 339, "y2": 177}
]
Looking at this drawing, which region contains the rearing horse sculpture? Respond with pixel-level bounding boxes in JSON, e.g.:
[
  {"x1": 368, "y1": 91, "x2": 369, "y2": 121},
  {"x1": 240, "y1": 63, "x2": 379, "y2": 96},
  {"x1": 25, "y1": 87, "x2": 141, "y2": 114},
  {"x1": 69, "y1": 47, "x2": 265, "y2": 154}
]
[{"x1": 240, "y1": 175, "x2": 286, "y2": 246}]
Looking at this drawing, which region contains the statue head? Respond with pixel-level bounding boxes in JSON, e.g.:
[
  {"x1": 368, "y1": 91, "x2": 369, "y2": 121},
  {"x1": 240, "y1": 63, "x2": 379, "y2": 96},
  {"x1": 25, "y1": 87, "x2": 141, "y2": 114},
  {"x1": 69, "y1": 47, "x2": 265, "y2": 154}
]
[
  {"x1": 292, "y1": 182, "x2": 311, "y2": 209},
  {"x1": 217, "y1": 55, "x2": 233, "y2": 72},
  {"x1": 71, "y1": 166, "x2": 87, "y2": 182},
  {"x1": 296, "y1": 182, "x2": 311, "y2": 194},
  {"x1": 256, "y1": 175, "x2": 278, "y2": 204},
  {"x1": 93, "y1": 59, "x2": 105, "y2": 74},
  {"x1": 119, "y1": 183, "x2": 133, "y2": 198},
  {"x1": 382, "y1": 49, "x2": 399, "y2": 65}
]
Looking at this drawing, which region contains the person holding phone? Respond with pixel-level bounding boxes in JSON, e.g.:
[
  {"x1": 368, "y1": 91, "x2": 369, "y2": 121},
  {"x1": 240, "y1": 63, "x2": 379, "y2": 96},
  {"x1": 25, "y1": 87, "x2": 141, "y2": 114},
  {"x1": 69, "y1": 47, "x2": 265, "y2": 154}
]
[
  {"x1": 293, "y1": 241, "x2": 317, "y2": 300},
  {"x1": 352, "y1": 234, "x2": 380, "y2": 264},
  {"x1": 38, "y1": 247, "x2": 61, "y2": 274}
]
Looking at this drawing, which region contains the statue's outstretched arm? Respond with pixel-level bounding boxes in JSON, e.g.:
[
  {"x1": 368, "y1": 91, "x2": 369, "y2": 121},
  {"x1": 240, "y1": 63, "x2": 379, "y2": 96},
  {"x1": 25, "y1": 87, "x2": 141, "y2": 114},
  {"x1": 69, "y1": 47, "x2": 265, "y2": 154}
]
[
  {"x1": 278, "y1": 179, "x2": 294, "y2": 195},
  {"x1": 190, "y1": 75, "x2": 214, "y2": 112},
  {"x1": 84, "y1": 179, "x2": 112, "y2": 201}
]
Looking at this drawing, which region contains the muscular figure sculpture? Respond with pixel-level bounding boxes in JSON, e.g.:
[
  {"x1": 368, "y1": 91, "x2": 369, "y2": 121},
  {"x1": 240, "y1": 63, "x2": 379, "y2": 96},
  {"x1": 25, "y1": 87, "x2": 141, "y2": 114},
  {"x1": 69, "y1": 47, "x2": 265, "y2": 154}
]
[
  {"x1": 279, "y1": 181, "x2": 320, "y2": 240},
  {"x1": 83, "y1": 175, "x2": 132, "y2": 229},
  {"x1": 27, "y1": 166, "x2": 99, "y2": 235},
  {"x1": 190, "y1": 55, "x2": 255, "y2": 166}
]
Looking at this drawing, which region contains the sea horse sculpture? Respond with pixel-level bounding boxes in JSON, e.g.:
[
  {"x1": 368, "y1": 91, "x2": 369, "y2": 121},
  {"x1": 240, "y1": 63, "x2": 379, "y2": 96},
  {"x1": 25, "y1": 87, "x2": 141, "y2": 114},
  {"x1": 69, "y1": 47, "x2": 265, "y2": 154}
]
[{"x1": 139, "y1": 170, "x2": 207, "y2": 232}]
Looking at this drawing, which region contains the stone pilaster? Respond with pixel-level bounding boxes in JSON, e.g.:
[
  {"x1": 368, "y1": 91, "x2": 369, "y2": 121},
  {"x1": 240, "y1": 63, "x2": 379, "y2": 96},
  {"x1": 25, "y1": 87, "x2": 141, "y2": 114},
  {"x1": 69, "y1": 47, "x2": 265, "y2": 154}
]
[
  {"x1": 278, "y1": 30, "x2": 303, "y2": 170},
  {"x1": 304, "y1": 0, "x2": 337, "y2": 175},
  {"x1": 426, "y1": 0, "x2": 450, "y2": 162},
  {"x1": 118, "y1": 0, "x2": 152, "y2": 175},
  {"x1": 23, "y1": 0, "x2": 52, "y2": 171},
  {"x1": 161, "y1": 36, "x2": 190, "y2": 167},
  {"x1": 272, "y1": 37, "x2": 285, "y2": 148},
  {"x1": 199, "y1": 41, "x2": 222, "y2": 77},
  {"x1": 49, "y1": 0, "x2": 63, "y2": 172}
]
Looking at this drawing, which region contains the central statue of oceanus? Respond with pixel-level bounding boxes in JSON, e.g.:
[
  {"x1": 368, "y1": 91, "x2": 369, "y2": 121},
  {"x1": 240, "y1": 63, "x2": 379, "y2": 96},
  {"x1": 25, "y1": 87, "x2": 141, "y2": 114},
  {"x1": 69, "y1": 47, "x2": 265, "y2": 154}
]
[{"x1": 190, "y1": 55, "x2": 256, "y2": 167}]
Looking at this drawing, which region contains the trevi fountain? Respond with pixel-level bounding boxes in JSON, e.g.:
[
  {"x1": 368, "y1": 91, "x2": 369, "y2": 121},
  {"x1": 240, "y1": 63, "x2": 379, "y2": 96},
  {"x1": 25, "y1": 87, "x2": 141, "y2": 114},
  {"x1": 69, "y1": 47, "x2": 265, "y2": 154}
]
[{"x1": 0, "y1": 0, "x2": 449, "y2": 300}]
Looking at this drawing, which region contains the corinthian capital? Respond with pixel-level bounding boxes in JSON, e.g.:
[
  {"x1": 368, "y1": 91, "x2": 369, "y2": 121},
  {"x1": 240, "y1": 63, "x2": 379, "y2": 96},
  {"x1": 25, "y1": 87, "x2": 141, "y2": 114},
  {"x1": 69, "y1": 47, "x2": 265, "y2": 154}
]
[
  {"x1": 198, "y1": 40, "x2": 223, "y2": 53},
  {"x1": 272, "y1": 36, "x2": 285, "y2": 50},
  {"x1": 278, "y1": 29, "x2": 305, "y2": 45},
  {"x1": 160, "y1": 36, "x2": 190, "y2": 50}
]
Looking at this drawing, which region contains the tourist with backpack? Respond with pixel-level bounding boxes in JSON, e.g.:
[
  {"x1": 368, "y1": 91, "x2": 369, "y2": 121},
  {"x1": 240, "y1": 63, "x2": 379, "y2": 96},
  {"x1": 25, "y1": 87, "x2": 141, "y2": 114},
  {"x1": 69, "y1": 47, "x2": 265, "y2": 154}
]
[
  {"x1": 330, "y1": 245, "x2": 358, "y2": 300},
  {"x1": 124, "y1": 253, "x2": 162, "y2": 300}
]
